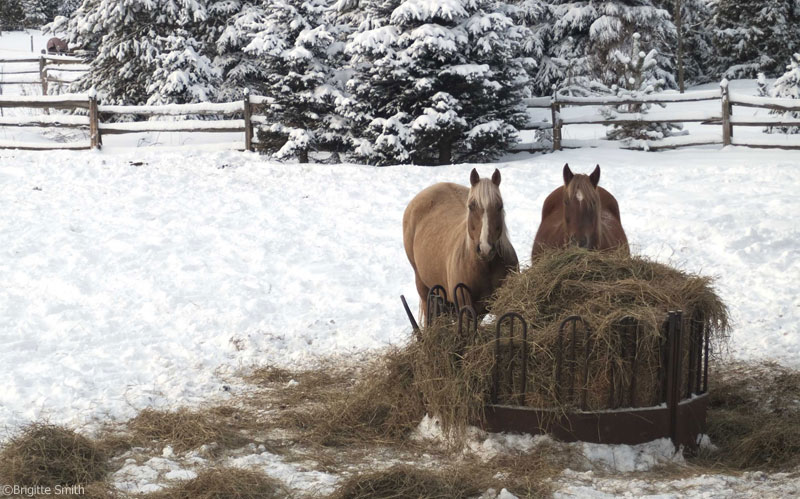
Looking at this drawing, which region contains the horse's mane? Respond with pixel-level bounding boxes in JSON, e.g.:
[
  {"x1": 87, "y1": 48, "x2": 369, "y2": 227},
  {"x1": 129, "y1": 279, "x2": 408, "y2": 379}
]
[{"x1": 467, "y1": 178, "x2": 515, "y2": 261}]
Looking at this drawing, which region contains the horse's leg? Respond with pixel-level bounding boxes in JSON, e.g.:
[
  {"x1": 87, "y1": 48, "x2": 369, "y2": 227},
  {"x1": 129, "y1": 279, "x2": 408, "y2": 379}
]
[{"x1": 414, "y1": 273, "x2": 429, "y2": 326}]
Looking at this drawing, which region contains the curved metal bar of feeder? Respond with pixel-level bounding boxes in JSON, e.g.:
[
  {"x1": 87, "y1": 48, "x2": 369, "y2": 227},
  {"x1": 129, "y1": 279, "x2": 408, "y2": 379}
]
[
  {"x1": 426, "y1": 285, "x2": 448, "y2": 327},
  {"x1": 457, "y1": 306, "x2": 477, "y2": 340},
  {"x1": 557, "y1": 316, "x2": 586, "y2": 405},
  {"x1": 453, "y1": 283, "x2": 472, "y2": 311},
  {"x1": 400, "y1": 295, "x2": 420, "y2": 338},
  {"x1": 496, "y1": 312, "x2": 528, "y2": 406},
  {"x1": 581, "y1": 322, "x2": 592, "y2": 410},
  {"x1": 493, "y1": 318, "x2": 502, "y2": 405}
]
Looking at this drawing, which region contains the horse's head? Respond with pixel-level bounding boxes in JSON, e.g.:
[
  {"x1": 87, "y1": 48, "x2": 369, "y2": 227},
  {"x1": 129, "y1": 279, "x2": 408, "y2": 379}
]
[
  {"x1": 562, "y1": 163, "x2": 602, "y2": 249},
  {"x1": 467, "y1": 168, "x2": 506, "y2": 261}
]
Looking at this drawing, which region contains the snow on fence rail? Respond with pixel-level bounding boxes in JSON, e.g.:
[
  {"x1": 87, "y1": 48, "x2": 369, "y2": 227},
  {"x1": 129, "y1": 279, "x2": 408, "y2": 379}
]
[
  {"x1": 517, "y1": 83, "x2": 800, "y2": 151},
  {"x1": 0, "y1": 55, "x2": 87, "y2": 94},
  {"x1": 0, "y1": 85, "x2": 798, "y2": 151},
  {"x1": 0, "y1": 92, "x2": 270, "y2": 151}
]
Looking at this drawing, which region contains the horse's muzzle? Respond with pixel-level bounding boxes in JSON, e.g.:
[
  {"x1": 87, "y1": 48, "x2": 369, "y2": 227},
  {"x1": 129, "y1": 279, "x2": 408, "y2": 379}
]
[{"x1": 476, "y1": 244, "x2": 496, "y2": 261}]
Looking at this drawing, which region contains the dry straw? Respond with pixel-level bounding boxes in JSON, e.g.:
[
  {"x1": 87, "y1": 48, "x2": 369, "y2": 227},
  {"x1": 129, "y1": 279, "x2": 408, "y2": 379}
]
[
  {"x1": 288, "y1": 248, "x2": 729, "y2": 446},
  {"x1": 128, "y1": 406, "x2": 253, "y2": 453},
  {"x1": 328, "y1": 464, "x2": 489, "y2": 499},
  {"x1": 0, "y1": 423, "x2": 108, "y2": 488},
  {"x1": 143, "y1": 467, "x2": 287, "y2": 499},
  {"x1": 698, "y1": 361, "x2": 800, "y2": 470}
]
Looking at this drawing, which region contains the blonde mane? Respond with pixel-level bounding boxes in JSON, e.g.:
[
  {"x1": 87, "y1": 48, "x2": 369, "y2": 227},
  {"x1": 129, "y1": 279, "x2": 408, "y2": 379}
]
[{"x1": 466, "y1": 178, "x2": 515, "y2": 260}]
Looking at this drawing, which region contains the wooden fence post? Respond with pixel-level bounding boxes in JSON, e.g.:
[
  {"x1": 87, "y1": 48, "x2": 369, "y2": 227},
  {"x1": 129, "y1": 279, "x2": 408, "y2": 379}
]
[
  {"x1": 721, "y1": 79, "x2": 732, "y2": 146},
  {"x1": 39, "y1": 56, "x2": 48, "y2": 95},
  {"x1": 551, "y1": 87, "x2": 562, "y2": 152},
  {"x1": 243, "y1": 89, "x2": 253, "y2": 152},
  {"x1": 88, "y1": 89, "x2": 101, "y2": 149}
]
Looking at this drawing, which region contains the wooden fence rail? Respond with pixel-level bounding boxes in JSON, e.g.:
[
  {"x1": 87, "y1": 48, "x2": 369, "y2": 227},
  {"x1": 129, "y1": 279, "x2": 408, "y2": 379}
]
[
  {"x1": 0, "y1": 85, "x2": 797, "y2": 151},
  {"x1": 518, "y1": 82, "x2": 800, "y2": 151},
  {"x1": 0, "y1": 55, "x2": 87, "y2": 95}
]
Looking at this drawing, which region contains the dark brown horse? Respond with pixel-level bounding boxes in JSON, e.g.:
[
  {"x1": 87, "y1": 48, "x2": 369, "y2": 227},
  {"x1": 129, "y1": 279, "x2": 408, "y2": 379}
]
[
  {"x1": 531, "y1": 164, "x2": 628, "y2": 258},
  {"x1": 403, "y1": 168, "x2": 519, "y2": 323}
]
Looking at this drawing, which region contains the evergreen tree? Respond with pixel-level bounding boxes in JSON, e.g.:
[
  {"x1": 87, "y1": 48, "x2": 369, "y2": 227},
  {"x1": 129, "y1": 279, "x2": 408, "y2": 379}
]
[
  {"x1": 601, "y1": 32, "x2": 684, "y2": 146},
  {"x1": 653, "y1": 0, "x2": 715, "y2": 86},
  {"x1": 538, "y1": 1, "x2": 677, "y2": 97},
  {"x1": 343, "y1": 0, "x2": 533, "y2": 165},
  {"x1": 712, "y1": 0, "x2": 800, "y2": 78},
  {"x1": 0, "y1": 0, "x2": 25, "y2": 31},
  {"x1": 22, "y1": 0, "x2": 49, "y2": 27},
  {"x1": 223, "y1": 0, "x2": 350, "y2": 162},
  {"x1": 768, "y1": 53, "x2": 800, "y2": 134},
  {"x1": 64, "y1": 0, "x2": 221, "y2": 105}
]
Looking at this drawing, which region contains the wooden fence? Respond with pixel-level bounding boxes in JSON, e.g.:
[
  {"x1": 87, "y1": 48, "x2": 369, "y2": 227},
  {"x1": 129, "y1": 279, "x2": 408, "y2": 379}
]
[
  {"x1": 0, "y1": 92, "x2": 273, "y2": 151},
  {"x1": 518, "y1": 81, "x2": 800, "y2": 151},
  {"x1": 0, "y1": 84, "x2": 798, "y2": 151},
  {"x1": 0, "y1": 54, "x2": 88, "y2": 95}
]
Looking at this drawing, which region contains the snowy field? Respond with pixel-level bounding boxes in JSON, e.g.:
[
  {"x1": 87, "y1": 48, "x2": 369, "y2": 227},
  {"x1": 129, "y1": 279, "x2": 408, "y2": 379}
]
[{"x1": 2, "y1": 30, "x2": 800, "y2": 497}]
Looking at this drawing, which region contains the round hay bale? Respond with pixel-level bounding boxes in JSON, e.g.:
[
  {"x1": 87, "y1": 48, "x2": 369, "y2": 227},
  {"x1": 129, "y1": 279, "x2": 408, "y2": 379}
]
[
  {"x1": 411, "y1": 248, "x2": 729, "y2": 438},
  {"x1": 489, "y1": 247, "x2": 729, "y2": 410},
  {"x1": 0, "y1": 423, "x2": 108, "y2": 487}
]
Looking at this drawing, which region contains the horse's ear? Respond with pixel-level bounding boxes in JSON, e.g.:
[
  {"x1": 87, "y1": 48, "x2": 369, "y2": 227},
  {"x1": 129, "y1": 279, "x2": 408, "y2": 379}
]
[
  {"x1": 491, "y1": 168, "x2": 501, "y2": 186},
  {"x1": 589, "y1": 165, "x2": 600, "y2": 188},
  {"x1": 470, "y1": 168, "x2": 480, "y2": 186},
  {"x1": 563, "y1": 164, "x2": 573, "y2": 185}
]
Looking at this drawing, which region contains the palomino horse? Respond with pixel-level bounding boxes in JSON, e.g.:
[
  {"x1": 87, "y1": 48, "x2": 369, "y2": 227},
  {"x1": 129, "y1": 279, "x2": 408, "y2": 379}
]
[
  {"x1": 403, "y1": 168, "x2": 519, "y2": 324},
  {"x1": 531, "y1": 164, "x2": 628, "y2": 259}
]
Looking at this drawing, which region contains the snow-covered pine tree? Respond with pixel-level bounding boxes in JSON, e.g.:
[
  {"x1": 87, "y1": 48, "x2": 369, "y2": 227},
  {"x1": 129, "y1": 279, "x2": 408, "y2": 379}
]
[
  {"x1": 653, "y1": 0, "x2": 715, "y2": 86},
  {"x1": 539, "y1": 1, "x2": 677, "y2": 97},
  {"x1": 712, "y1": 0, "x2": 800, "y2": 79},
  {"x1": 0, "y1": 0, "x2": 25, "y2": 31},
  {"x1": 64, "y1": 0, "x2": 221, "y2": 105},
  {"x1": 343, "y1": 0, "x2": 533, "y2": 165},
  {"x1": 768, "y1": 53, "x2": 800, "y2": 134},
  {"x1": 602, "y1": 32, "x2": 683, "y2": 147},
  {"x1": 228, "y1": 0, "x2": 350, "y2": 162},
  {"x1": 757, "y1": 72, "x2": 769, "y2": 97},
  {"x1": 22, "y1": 0, "x2": 49, "y2": 28}
]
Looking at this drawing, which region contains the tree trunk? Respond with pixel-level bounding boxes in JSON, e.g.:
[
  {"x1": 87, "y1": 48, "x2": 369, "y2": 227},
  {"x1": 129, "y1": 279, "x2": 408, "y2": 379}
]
[
  {"x1": 298, "y1": 149, "x2": 309, "y2": 164},
  {"x1": 675, "y1": 0, "x2": 685, "y2": 93},
  {"x1": 438, "y1": 139, "x2": 452, "y2": 166}
]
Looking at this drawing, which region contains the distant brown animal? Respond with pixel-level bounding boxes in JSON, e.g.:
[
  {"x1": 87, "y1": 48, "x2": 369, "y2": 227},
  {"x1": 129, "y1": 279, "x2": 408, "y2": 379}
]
[
  {"x1": 531, "y1": 164, "x2": 628, "y2": 258},
  {"x1": 403, "y1": 168, "x2": 519, "y2": 323},
  {"x1": 46, "y1": 37, "x2": 69, "y2": 55}
]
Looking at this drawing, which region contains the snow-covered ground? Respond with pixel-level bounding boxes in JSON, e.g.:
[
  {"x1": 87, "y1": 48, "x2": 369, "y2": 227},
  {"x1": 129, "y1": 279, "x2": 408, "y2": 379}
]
[
  {"x1": 2, "y1": 30, "x2": 800, "y2": 497},
  {"x1": 2, "y1": 145, "x2": 799, "y2": 436}
]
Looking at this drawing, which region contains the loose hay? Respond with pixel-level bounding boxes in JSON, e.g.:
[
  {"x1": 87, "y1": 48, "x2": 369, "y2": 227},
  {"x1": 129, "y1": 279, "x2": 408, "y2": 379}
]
[
  {"x1": 696, "y1": 361, "x2": 800, "y2": 470},
  {"x1": 128, "y1": 407, "x2": 253, "y2": 453},
  {"x1": 281, "y1": 347, "x2": 426, "y2": 446},
  {"x1": 144, "y1": 467, "x2": 286, "y2": 499},
  {"x1": 0, "y1": 423, "x2": 108, "y2": 487},
  {"x1": 293, "y1": 248, "x2": 729, "y2": 446},
  {"x1": 328, "y1": 464, "x2": 489, "y2": 499}
]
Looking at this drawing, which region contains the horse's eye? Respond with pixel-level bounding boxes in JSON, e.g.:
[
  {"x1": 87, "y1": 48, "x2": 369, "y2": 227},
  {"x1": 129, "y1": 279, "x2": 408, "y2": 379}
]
[
  {"x1": 497, "y1": 204, "x2": 503, "y2": 211},
  {"x1": 469, "y1": 202, "x2": 477, "y2": 211}
]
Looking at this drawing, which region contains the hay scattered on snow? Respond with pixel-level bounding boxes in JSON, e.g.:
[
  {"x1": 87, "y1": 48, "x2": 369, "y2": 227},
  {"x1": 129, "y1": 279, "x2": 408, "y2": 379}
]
[
  {"x1": 143, "y1": 467, "x2": 287, "y2": 499},
  {"x1": 280, "y1": 347, "x2": 425, "y2": 446},
  {"x1": 0, "y1": 423, "x2": 108, "y2": 487},
  {"x1": 128, "y1": 407, "x2": 253, "y2": 453},
  {"x1": 697, "y1": 361, "x2": 800, "y2": 470},
  {"x1": 328, "y1": 464, "x2": 489, "y2": 499}
]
